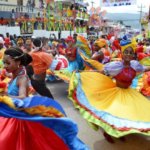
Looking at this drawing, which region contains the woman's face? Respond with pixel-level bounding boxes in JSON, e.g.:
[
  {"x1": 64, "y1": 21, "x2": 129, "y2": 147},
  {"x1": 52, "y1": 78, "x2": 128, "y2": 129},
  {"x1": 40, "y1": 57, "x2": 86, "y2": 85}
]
[
  {"x1": 122, "y1": 47, "x2": 134, "y2": 62},
  {"x1": 51, "y1": 44, "x2": 55, "y2": 49},
  {"x1": 5, "y1": 43, "x2": 9, "y2": 48},
  {"x1": 3, "y1": 55, "x2": 20, "y2": 73},
  {"x1": 26, "y1": 42, "x2": 31, "y2": 50},
  {"x1": 19, "y1": 43, "x2": 23, "y2": 47},
  {"x1": 93, "y1": 43, "x2": 100, "y2": 51},
  {"x1": 68, "y1": 41, "x2": 73, "y2": 47},
  {"x1": 0, "y1": 43, "x2": 3, "y2": 49}
]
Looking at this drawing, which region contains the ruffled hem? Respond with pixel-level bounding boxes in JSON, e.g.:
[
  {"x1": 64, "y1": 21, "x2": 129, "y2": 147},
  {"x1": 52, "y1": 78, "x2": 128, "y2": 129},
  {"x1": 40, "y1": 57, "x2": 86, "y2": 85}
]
[{"x1": 54, "y1": 70, "x2": 72, "y2": 82}]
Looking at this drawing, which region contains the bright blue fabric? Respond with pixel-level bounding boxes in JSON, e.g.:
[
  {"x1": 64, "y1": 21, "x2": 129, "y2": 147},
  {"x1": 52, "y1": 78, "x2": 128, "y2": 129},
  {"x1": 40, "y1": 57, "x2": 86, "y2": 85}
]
[
  {"x1": 120, "y1": 35, "x2": 131, "y2": 46},
  {"x1": 7, "y1": 70, "x2": 24, "y2": 96},
  {"x1": 130, "y1": 76, "x2": 138, "y2": 89},
  {"x1": 0, "y1": 97, "x2": 89, "y2": 150},
  {"x1": 65, "y1": 60, "x2": 80, "y2": 72},
  {"x1": 46, "y1": 74, "x2": 56, "y2": 81}
]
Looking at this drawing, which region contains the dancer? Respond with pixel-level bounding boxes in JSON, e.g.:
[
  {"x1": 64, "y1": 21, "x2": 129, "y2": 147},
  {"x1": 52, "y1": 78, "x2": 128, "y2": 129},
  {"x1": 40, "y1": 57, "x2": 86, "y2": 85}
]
[
  {"x1": 4, "y1": 38, "x2": 10, "y2": 49},
  {"x1": 29, "y1": 38, "x2": 65, "y2": 99},
  {"x1": 2, "y1": 46, "x2": 32, "y2": 99},
  {"x1": 52, "y1": 35, "x2": 92, "y2": 82},
  {"x1": 69, "y1": 35, "x2": 150, "y2": 143},
  {"x1": 91, "y1": 39, "x2": 110, "y2": 64},
  {"x1": 24, "y1": 40, "x2": 32, "y2": 53},
  {"x1": 65, "y1": 36, "x2": 78, "y2": 72},
  {"x1": 28, "y1": 38, "x2": 55, "y2": 99},
  {"x1": 0, "y1": 46, "x2": 89, "y2": 150},
  {"x1": 17, "y1": 38, "x2": 24, "y2": 50}
]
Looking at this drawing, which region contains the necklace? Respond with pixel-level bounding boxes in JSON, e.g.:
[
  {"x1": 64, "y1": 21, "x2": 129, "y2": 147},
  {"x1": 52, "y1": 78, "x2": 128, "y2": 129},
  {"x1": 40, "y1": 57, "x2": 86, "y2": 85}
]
[{"x1": 122, "y1": 62, "x2": 133, "y2": 79}]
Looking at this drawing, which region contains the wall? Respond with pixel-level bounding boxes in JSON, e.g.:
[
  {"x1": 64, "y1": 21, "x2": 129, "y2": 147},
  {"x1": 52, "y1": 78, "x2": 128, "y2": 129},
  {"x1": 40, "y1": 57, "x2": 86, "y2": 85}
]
[
  {"x1": 0, "y1": 0, "x2": 54, "y2": 8},
  {"x1": 23, "y1": 0, "x2": 40, "y2": 8},
  {"x1": 0, "y1": 0, "x2": 40, "y2": 8},
  {"x1": 0, "y1": 0, "x2": 17, "y2": 5}
]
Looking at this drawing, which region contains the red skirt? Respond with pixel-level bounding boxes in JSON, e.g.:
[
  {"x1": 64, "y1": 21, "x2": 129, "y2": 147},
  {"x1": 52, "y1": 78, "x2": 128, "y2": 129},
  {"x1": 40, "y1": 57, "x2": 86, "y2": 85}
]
[{"x1": 0, "y1": 117, "x2": 70, "y2": 150}]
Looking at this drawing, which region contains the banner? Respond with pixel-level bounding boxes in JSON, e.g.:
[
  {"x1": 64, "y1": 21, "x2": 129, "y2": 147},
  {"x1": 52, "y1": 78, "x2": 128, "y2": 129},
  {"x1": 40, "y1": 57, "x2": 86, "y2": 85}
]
[{"x1": 100, "y1": 0, "x2": 137, "y2": 7}]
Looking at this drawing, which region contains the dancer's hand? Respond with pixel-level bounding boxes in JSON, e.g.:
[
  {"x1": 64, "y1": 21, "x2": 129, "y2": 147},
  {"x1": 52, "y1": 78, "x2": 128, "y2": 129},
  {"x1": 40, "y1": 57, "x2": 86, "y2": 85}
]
[
  {"x1": 80, "y1": 46, "x2": 84, "y2": 50},
  {"x1": 0, "y1": 91, "x2": 8, "y2": 96},
  {"x1": 73, "y1": 69, "x2": 82, "y2": 73}
]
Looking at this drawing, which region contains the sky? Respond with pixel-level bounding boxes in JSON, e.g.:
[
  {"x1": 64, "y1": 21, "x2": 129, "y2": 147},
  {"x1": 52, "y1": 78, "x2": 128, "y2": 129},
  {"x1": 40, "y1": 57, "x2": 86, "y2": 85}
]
[{"x1": 84, "y1": 0, "x2": 150, "y2": 14}]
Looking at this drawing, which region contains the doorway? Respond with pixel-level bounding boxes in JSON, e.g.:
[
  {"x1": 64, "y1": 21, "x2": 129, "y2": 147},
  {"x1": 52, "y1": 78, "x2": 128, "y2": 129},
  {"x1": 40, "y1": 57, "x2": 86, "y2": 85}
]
[{"x1": 17, "y1": 0, "x2": 23, "y2": 5}]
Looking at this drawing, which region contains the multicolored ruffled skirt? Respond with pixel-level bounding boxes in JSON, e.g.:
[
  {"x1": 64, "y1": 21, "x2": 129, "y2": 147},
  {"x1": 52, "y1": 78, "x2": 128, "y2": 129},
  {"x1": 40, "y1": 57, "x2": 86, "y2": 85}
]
[
  {"x1": 69, "y1": 72, "x2": 150, "y2": 138},
  {"x1": 0, "y1": 95, "x2": 89, "y2": 150}
]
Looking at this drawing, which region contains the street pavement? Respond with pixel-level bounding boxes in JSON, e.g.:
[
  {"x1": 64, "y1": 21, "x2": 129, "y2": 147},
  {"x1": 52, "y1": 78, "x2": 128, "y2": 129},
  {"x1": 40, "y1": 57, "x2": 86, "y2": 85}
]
[{"x1": 47, "y1": 80, "x2": 150, "y2": 150}]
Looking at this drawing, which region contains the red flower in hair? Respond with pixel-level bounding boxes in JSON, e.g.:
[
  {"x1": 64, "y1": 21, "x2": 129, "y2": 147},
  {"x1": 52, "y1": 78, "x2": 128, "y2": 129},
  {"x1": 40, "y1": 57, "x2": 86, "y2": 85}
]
[{"x1": 113, "y1": 40, "x2": 121, "y2": 50}]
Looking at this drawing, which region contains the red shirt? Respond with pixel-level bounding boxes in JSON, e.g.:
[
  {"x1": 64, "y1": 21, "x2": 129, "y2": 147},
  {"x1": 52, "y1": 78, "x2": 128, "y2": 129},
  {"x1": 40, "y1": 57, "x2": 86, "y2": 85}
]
[
  {"x1": 0, "y1": 20, "x2": 6, "y2": 25},
  {"x1": 114, "y1": 67, "x2": 136, "y2": 86},
  {"x1": 65, "y1": 47, "x2": 77, "y2": 58}
]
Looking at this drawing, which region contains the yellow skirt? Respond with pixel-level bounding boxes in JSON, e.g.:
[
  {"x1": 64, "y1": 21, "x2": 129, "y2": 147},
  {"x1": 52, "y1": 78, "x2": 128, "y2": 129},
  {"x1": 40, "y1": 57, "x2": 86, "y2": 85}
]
[{"x1": 69, "y1": 72, "x2": 150, "y2": 137}]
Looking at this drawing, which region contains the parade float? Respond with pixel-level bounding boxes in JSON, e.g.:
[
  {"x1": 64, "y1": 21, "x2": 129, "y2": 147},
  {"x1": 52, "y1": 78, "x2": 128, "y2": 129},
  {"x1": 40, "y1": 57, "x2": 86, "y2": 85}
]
[
  {"x1": 140, "y1": 6, "x2": 150, "y2": 39},
  {"x1": 0, "y1": 0, "x2": 89, "y2": 38},
  {"x1": 54, "y1": 0, "x2": 89, "y2": 38}
]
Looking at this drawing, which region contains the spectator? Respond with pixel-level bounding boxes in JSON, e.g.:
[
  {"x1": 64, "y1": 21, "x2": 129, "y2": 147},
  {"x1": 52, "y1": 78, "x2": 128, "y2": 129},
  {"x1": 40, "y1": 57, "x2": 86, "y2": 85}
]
[
  {"x1": 10, "y1": 35, "x2": 15, "y2": 46},
  {"x1": 10, "y1": 9, "x2": 15, "y2": 26},
  {"x1": 24, "y1": 13, "x2": 29, "y2": 33},
  {"x1": 24, "y1": 13, "x2": 29, "y2": 19},
  {"x1": 32, "y1": 1, "x2": 35, "y2": 12},
  {"x1": 57, "y1": 39, "x2": 67, "y2": 49},
  {"x1": 13, "y1": 34, "x2": 18, "y2": 44},
  {"x1": 20, "y1": 13, "x2": 24, "y2": 30},
  {"x1": 34, "y1": 12, "x2": 41, "y2": 29},
  {"x1": 0, "y1": 17, "x2": 6, "y2": 26},
  {"x1": 6, "y1": 32, "x2": 9, "y2": 38}
]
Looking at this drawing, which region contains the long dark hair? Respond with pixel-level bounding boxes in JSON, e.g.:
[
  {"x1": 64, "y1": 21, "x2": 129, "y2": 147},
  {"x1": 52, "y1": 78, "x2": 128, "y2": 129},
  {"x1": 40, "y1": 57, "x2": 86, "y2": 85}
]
[{"x1": 4, "y1": 46, "x2": 32, "y2": 66}]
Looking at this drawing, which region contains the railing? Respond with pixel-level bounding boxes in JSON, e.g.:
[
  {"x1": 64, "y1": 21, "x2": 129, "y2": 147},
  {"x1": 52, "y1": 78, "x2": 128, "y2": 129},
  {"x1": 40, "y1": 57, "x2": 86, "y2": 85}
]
[
  {"x1": 61, "y1": 10, "x2": 89, "y2": 19},
  {"x1": 75, "y1": 27, "x2": 87, "y2": 33},
  {"x1": 0, "y1": 4, "x2": 46, "y2": 14}
]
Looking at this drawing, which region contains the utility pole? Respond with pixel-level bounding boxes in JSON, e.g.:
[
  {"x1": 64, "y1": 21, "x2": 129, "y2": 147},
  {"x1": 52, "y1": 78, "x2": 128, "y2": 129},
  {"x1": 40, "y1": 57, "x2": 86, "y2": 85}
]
[
  {"x1": 138, "y1": 4, "x2": 145, "y2": 34},
  {"x1": 91, "y1": 1, "x2": 94, "y2": 8}
]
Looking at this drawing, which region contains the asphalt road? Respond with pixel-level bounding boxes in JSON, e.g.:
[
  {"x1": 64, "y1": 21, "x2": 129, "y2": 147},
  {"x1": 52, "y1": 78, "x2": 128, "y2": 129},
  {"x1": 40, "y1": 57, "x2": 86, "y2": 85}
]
[{"x1": 47, "y1": 80, "x2": 150, "y2": 150}]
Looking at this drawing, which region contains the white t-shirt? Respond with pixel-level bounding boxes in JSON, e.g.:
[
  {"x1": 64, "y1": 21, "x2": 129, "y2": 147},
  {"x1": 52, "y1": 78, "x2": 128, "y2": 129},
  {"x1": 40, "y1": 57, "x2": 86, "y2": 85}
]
[{"x1": 145, "y1": 46, "x2": 150, "y2": 54}]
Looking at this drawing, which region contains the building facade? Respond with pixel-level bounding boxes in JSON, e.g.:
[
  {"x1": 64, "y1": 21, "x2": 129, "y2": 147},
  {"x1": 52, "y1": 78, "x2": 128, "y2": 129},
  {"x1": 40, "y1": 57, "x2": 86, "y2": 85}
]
[{"x1": 0, "y1": 0, "x2": 54, "y2": 8}]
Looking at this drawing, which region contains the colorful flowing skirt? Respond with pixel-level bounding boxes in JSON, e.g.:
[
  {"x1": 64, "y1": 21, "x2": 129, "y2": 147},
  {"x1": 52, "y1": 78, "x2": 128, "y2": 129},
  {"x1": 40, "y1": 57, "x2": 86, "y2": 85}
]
[
  {"x1": 51, "y1": 60, "x2": 80, "y2": 83},
  {"x1": 0, "y1": 96, "x2": 89, "y2": 150},
  {"x1": 69, "y1": 72, "x2": 150, "y2": 138}
]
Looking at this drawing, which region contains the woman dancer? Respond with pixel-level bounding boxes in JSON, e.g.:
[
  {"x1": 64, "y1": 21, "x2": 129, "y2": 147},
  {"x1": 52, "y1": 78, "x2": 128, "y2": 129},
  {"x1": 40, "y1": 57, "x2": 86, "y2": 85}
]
[
  {"x1": 65, "y1": 36, "x2": 79, "y2": 72},
  {"x1": 29, "y1": 38, "x2": 66, "y2": 99},
  {"x1": 17, "y1": 38, "x2": 24, "y2": 50},
  {"x1": 28, "y1": 38, "x2": 55, "y2": 99},
  {"x1": 91, "y1": 39, "x2": 111, "y2": 64},
  {"x1": 0, "y1": 46, "x2": 89, "y2": 150},
  {"x1": 24, "y1": 40, "x2": 32, "y2": 53},
  {"x1": 69, "y1": 35, "x2": 150, "y2": 143}
]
